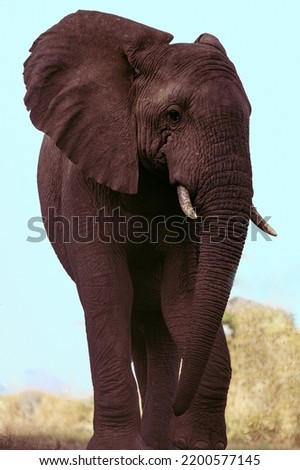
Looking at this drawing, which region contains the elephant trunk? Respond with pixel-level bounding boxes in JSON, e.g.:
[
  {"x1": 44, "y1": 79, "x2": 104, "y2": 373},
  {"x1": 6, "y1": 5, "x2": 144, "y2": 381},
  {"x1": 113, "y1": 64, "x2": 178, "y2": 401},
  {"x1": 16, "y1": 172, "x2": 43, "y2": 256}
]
[
  {"x1": 177, "y1": 186, "x2": 277, "y2": 236},
  {"x1": 173, "y1": 165, "x2": 253, "y2": 416}
]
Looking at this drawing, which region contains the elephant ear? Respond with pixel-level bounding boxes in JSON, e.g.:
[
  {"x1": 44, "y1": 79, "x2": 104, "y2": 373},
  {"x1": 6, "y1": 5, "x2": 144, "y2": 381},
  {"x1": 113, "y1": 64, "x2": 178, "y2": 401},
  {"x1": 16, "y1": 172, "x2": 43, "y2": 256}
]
[
  {"x1": 24, "y1": 10, "x2": 173, "y2": 193},
  {"x1": 195, "y1": 33, "x2": 227, "y2": 55}
]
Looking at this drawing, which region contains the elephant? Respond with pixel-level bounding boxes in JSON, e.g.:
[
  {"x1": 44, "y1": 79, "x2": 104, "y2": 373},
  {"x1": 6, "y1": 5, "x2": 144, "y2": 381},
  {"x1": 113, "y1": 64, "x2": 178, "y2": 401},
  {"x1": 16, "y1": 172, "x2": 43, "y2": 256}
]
[{"x1": 23, "y1": 10, "x2": 276, "y2": 450}]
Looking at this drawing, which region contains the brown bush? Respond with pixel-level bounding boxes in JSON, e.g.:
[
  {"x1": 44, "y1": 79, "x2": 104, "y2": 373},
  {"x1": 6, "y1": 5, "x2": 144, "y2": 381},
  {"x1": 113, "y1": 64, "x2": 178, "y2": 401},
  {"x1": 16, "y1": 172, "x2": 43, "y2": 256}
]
[{"x1": 225, "y1": 298, "x2": 300, "y2": 449}]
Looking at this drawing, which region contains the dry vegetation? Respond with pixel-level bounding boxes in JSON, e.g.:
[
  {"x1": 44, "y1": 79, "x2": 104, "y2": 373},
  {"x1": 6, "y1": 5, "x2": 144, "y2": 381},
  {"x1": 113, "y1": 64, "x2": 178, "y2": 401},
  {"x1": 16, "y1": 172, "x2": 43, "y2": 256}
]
[
  {"x1": 225, "y1": 298, "x2": 300, "y2": 449},
  {"x1": 1, "y1": 299, "x2": 299, "y2": 450},
  {"x1": 0, "y1": 392, "x2": 92, "y2": 449}
]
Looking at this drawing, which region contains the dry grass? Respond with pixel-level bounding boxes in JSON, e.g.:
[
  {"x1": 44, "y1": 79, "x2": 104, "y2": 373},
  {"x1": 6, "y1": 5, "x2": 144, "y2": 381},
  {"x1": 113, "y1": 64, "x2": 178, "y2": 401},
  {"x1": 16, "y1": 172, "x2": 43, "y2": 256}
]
[
  {"x1": 0, "y1": 392, "x2": 92, "y2": 449},
  {"x1": 1, "y1": 299, "x2": 299, "y2": 449},
  {"x1": 225, "y1": 298, "x2": 300, "y2": 449}
]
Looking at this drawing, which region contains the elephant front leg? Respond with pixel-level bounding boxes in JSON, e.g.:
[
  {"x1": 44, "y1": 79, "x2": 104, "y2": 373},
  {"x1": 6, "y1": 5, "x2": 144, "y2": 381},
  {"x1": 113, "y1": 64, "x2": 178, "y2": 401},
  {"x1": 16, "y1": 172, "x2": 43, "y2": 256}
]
[
  {"x1": 132, "y1": 309, "x2": 180, "y2": 449},
  {"x1": 75, "y1": 249, "x2": 144, "y2": 450},
  {"x1": 170, "y1": 326, "x2": 231, "y2": 450},
  {"x1": 86, "y1": 313, "x2": 143, "y2": 450}
]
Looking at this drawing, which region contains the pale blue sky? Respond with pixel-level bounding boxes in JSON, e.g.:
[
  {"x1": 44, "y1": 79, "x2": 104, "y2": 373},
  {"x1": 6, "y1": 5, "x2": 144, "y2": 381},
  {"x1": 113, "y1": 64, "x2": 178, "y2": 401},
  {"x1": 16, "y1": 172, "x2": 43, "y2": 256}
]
[{"x1": 1, "y1": 0, "x2": 299, "y2": 395}]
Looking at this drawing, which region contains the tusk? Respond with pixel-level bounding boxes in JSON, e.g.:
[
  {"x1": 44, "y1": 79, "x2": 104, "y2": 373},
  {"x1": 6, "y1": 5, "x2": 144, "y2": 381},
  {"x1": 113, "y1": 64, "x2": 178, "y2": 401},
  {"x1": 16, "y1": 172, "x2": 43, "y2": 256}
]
[
  {"x1": 251, "y1": 206, "x2": 277, "y2": 237},
  {"x1": 177, "y1": 185, "x2": 198, "y2": 220}
]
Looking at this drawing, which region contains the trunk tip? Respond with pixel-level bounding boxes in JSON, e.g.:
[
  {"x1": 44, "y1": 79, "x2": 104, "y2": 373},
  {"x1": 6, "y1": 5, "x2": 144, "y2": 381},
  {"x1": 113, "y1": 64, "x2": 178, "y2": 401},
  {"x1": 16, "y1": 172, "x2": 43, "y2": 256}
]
[
  {"x1": 173, "y1": 401, "x2": 188, "y2": 417},
  {"x1": 173, "y1": 381, "x2": 198, "y2": 416}
]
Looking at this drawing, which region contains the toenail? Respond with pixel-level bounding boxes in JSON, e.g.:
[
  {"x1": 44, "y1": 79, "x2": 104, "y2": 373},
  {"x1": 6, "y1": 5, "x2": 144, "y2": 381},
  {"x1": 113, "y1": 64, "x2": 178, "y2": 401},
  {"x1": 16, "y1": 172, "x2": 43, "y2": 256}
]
[
  {"x1": 193, "y1": 440, "x2": 209, "y2": 449},
  {"x1": 175, "y1": 438, "x2": 187, "y2": 450},
  {"x1": 216, "y1": 442, "x2": 226, "y2": 449}
]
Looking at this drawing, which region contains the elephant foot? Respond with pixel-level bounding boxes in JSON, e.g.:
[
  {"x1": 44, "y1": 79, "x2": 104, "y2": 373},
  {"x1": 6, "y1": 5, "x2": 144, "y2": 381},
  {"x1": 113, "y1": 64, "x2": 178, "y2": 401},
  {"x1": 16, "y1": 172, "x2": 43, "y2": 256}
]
[
  {"x1": 169, "y1": 408, "x2": 227, "y2": 450},
  {"x1": 87, "y1": 433, "x2": 149, "y2": 450},
  {"x1": 142, "y1": 433, "x2": 175, "y2": 450}
]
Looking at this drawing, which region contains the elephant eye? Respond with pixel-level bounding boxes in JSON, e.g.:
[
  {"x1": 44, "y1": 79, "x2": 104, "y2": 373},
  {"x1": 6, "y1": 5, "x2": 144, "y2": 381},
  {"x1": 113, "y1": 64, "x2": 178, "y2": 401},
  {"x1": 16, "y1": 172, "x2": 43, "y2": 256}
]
[{"x1": 166, "y1": 108, "x2": 182, "y2": 124}]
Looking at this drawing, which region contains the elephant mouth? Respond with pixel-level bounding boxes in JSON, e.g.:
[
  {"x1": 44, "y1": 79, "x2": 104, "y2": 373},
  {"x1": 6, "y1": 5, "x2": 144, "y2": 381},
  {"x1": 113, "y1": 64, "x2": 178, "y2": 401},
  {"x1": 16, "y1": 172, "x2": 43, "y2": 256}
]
[
  {"x1": 139, "y1": 152, "x2": 170, "y2": 182},
  {"x1": 177, "y1": 184, "x2": 277, "y2": 237}
]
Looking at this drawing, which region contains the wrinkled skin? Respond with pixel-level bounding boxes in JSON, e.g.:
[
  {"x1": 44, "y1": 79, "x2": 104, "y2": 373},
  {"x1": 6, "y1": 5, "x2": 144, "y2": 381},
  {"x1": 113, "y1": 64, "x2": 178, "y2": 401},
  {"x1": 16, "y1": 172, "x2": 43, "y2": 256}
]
[{"x1": 24, "y1": 11, "x2": 256, "y2": 449}]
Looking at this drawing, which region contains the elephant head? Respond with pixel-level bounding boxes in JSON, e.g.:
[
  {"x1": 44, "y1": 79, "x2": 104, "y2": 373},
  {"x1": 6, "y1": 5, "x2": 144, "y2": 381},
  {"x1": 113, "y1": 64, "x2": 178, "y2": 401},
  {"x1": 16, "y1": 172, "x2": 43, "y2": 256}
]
[{"x1": 24, "y1": 11, "x2": 276, "y2": 415}]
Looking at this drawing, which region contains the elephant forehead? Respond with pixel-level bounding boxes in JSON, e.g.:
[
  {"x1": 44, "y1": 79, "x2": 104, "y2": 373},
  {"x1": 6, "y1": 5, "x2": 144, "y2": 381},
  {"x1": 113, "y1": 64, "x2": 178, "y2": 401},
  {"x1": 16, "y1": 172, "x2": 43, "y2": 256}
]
[
  {"x1": 148, "y1": 82, "x2": 182, "y2": 102},
  {"x1": 164, "y1": 43, "x2": 235, "y2": 74},
  {"x1": 148, "y1": 44, "x2": 250, "y2": 112},
  {"x1": 140, "y1": 74, "x2": 249, "y2": 116},
  {"x1": 196, "y1": 77, "x2": 250, "y2": 110}
]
